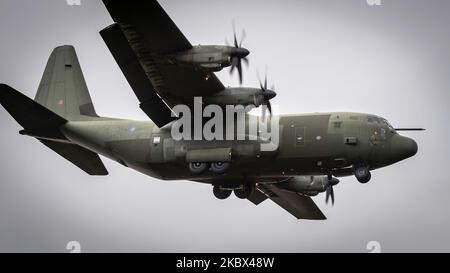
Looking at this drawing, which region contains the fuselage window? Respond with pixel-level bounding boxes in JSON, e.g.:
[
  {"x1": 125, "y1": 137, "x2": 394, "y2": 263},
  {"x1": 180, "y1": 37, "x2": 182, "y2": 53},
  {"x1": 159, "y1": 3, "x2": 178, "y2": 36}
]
[{"x1": 334, "y1": 121, "x2": 342, "y2": 128}]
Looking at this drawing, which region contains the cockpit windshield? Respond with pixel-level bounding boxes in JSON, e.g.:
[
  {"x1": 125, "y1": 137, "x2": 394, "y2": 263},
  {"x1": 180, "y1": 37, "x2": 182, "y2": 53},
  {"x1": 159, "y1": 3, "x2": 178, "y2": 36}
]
[
  {"x1": 367, "y1": 115, "x2": 395, "y2": 132},
  {"x1": 382, "y1": 119, "x2": 395, "y2": 132}
]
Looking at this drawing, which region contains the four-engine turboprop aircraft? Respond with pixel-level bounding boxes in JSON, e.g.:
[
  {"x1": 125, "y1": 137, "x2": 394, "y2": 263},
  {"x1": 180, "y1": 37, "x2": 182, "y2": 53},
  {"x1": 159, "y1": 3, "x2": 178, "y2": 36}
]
[{"x1": 0, "y1": 0, "x2": 422, "y2": 220}]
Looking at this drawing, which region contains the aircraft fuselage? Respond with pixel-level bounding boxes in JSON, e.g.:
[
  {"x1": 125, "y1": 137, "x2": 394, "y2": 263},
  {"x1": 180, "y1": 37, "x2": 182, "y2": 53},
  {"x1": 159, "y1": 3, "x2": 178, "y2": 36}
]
[{"x1": 60, "y1": 112, "x2": 417, "y2": 182}]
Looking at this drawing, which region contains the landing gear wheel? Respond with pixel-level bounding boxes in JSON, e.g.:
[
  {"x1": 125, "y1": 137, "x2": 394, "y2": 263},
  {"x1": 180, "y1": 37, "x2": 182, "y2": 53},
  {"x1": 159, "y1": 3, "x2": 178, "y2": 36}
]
[
  {"x1": 189, "y1": 162, "x2": 209, "y2": 174},
  {"x1": 234, "y1": 183, "x2": 255, "y2": 199},
  {"x1": 213, "y1": 185, "x2": 232, "y2": 200},
  {"x1": 355, "y1": 166, "x2": 371, "y2": 184},
  {"x1": 210, "y1": 162, "x2": 231, "y2": 174}
]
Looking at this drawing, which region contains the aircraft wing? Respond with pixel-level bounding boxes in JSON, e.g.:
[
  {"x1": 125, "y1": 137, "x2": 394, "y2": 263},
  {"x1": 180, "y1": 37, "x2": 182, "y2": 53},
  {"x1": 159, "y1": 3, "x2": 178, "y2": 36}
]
[
  {"x1": 101, "y1": 0, "x2": 225, "y2": 127},
  {"x1": 255, "y1": 183, "x2": 327, "y2": 220}
]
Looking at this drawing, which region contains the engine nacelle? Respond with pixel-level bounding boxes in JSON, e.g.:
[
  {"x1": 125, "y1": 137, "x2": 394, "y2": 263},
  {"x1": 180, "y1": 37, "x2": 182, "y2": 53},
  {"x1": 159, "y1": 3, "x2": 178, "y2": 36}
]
[
  {"x1": 276, "y1": 176, "x2": 330, "y2": 194},
  {"x1": 168, "y1": 45, "x2": 233, "y2": 71},
  {"x1": 204, "y1": 87, "x2": 264, "y2": 107}
]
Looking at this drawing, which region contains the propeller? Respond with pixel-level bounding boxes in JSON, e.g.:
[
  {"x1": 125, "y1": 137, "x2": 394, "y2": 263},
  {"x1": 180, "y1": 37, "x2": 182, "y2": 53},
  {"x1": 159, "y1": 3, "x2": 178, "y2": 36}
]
[
  {"x1": 257, "y1": 72, "x2": 277, "y2": 121},
  {"x1": 228, "y1": 22, "x2": 250, "y2": 84},
  {"x1": 325, "y1": 176, "x2": 339, "y2": 206}
]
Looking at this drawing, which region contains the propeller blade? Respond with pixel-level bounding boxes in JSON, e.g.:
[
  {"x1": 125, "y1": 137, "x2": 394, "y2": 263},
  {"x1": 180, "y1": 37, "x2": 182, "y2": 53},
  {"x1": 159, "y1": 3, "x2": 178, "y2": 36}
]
[
  {"x1": 262, "y1": 104, "x2": 267, "y2": 121},
  {"x1": 257, "y1": 72, "x2": 265, "y2": 91},
  {"x1": 325, "y1": 186, "x2": 335, "y2": 206},
  {"x1": 242, "y1": 57, "x2": 249, "y2": 66},
  {"x1": 237, "y1": 59, "x2": 243, "y2": 84},
  {"x1": 232, "y1": 21, "x2": 238, "y2": 48},
  {"x1": 267, "y1": 101, "x2": 272, "y2": 117},
  {"x1": 325, "y1": 177, "x2": 339, "y2": 206},
  {"x1": 230, "y1": 57, "x2": 239, "y2": 74},
  {"x1": 330, "y1": 186, "x2": 335, "y2": 205},
  {"x1": 264, "y1": 74, "x2": 268, "y2": 90},
  {"x1": 240, "y1": 29, "x2": 246, "y2": 48},
  {"x1": 326, "y1": 187, "x2": 330, "y2": 204}
]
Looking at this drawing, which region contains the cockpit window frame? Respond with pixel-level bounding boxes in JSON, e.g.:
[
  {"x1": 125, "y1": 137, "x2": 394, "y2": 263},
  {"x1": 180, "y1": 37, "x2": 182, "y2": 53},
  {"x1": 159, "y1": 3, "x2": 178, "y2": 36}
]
[{"x1": 381, "y1": 118, "x2": 395, "y2": 133}]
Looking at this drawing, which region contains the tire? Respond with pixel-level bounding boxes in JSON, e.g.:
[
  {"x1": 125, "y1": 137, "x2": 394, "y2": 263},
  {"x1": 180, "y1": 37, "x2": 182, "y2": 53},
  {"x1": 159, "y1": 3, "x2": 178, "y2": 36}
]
[
  {"x1": 213, "y1": 185, "x2": 232, "y2": 200},
  {"x1": 357, "y1": 172, "x2": 371, "y2": 184},
  {"x1": 210, "y1": 162, "x2": 231, "y2": 174},
  {"x1": 234, "y1": 183, "x2": 255, "y2": 199},
  {"x1": 355, "y1": 166, "x2": 371, "y2": 183},
  {"x1": 189, "y1": 162, "x2": 209, "y2": 174}
]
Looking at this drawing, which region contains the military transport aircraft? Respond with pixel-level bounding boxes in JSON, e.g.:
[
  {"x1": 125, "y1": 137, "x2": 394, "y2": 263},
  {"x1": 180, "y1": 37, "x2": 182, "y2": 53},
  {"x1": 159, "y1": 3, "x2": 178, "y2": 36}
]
[{"x1": 0, "y1": 0, "x2": 422, "y2": 220}]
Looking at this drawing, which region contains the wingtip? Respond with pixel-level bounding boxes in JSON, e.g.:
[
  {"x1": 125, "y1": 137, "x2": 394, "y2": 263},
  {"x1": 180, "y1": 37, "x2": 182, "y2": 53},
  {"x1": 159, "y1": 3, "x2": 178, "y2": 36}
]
[{"x1": 0, "y1": 84, "x2": 15, "y2": 103}]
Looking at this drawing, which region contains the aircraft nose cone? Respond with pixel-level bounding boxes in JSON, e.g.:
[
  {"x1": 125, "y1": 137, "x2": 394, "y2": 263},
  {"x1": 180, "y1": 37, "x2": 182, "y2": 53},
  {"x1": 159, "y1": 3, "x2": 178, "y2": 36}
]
[{"x1": 390, "y1": 135, "x2": 418, "y2": 162}]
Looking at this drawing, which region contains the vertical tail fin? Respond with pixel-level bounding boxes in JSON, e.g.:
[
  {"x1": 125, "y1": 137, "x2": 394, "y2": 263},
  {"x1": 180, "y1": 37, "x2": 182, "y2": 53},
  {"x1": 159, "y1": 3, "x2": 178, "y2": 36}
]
[{"x1": 34, "y1": 45, "x2": 99, "y2": 120}]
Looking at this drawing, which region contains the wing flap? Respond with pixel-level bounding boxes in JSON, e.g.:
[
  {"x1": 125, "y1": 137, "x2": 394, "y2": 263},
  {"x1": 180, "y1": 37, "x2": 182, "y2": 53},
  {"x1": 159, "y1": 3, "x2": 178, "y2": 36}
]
[
  {"x1": 247, "y1": 188, "x2": 269, "y2": 205},
  {"x1": 257, "y1": 184, "x2": 326, "y2": 220},
  {"x1": 100, "y1": 23, "x2": 175, "y2": 127}
]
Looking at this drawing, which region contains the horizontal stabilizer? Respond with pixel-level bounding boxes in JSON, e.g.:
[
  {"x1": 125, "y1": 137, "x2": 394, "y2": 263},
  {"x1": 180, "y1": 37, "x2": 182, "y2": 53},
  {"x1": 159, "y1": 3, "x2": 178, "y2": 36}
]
[
  {"x1": 40, "y1": 140, "x2": 108, "y2": 176},
  {"x1": 1, "y1": 84, "x2": 108, "y2": 176},
  {"x1": 0, "y1": 84, "x2": 67, "y2": 139}
]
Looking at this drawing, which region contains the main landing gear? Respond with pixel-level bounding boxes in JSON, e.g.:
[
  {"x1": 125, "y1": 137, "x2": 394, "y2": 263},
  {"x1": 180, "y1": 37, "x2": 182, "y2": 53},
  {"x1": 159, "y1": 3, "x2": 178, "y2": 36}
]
[
  {"x1": 213, "y1": 185, "x2": 232, "y2": 200},
  {"x1": 189, "y1": 162, "x2": 231, "y2": 174},
  {"x1": 354, "y1": 166, "x2": 371, "y2": 184},
  {"x1": 213, "y1": 183, "x2": 255, "y2": 200},
  {"x1": 234, "y1": 183, "x2": 255, "y2": 199}
]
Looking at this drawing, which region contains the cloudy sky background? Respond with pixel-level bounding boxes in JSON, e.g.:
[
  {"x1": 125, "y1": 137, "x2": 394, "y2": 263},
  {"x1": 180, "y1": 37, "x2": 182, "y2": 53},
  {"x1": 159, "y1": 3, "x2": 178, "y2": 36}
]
[{"x1": 0, "y1": 0, "x2": 449, "y2": 252}]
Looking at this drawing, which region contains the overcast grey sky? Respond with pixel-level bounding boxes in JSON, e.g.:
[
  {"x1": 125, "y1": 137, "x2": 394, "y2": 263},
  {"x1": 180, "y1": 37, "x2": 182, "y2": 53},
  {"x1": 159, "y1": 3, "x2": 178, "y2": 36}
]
[{"x1": 1, "y1": 0, "x2": 449, "y2": 252}]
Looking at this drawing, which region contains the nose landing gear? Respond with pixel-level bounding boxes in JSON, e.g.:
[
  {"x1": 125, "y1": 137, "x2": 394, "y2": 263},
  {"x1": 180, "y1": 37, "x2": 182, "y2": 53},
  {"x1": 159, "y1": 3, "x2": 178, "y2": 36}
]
[{"x1": 354, "y1": 166, "x2": 371, "y2": 184}]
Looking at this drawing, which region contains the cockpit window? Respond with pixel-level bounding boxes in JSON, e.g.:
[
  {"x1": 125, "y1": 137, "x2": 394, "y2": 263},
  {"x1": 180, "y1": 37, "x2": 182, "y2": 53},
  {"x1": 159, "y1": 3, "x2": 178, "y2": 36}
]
[
  {"x1": 368, "y1": 115, "x2": 395, "y2": 132},
  {"x1": 367, "y1": 116, "x2": 381, "y2": 123},
  {"x1": 381, "y1": 119, "x2": 395, "y2": 132}
]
